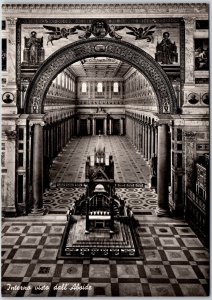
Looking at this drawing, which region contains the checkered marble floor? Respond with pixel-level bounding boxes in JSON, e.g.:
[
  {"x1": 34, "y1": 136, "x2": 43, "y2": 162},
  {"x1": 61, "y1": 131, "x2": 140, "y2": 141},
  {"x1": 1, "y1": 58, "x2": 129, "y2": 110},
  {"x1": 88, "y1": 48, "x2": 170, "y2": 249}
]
[{"x1": 2, "y1": 218, "x2": 209, "y2": 296}]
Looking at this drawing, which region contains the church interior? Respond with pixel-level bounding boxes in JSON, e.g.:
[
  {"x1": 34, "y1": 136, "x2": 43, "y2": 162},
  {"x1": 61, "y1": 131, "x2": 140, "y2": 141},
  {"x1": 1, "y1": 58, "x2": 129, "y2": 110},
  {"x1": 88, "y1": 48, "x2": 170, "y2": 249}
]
[{"x1": 1, "y1": 3, "x2": 209, "y2": 297}]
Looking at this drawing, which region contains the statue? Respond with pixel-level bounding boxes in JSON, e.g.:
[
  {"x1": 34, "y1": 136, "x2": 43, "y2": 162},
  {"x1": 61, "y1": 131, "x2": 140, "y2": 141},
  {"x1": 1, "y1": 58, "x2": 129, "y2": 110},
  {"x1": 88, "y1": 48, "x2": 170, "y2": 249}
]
[
  {"x1": 155, "y1": 32, "x2": 178, "y2": 64},
  {"x1": 23, "y1": 31, "x2": 45, "y2": 65}
]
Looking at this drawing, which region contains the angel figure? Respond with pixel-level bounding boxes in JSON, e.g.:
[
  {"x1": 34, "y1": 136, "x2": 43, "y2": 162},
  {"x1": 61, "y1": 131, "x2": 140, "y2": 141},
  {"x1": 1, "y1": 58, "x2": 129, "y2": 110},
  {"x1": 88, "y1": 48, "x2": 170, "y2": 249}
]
[
  {"x1": 43, "y1": 25, "x2": 78, "y2": 45},
  {"x1": 126, "y1": 25, "x2": 155, "y2": 41},
  {"x1": 108, "y1": 25, "x2": 125, "y2": 40},
  {"x1": 74, "y1": 25, "x2": 92, "y2": 39}
]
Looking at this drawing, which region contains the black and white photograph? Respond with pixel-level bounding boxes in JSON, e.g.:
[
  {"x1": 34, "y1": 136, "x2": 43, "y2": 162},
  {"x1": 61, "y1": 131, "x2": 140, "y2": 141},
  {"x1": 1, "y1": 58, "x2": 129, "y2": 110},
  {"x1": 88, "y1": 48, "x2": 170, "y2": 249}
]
[{"x1": 1, "y1": 1, "x2": 210, "y2": 297}]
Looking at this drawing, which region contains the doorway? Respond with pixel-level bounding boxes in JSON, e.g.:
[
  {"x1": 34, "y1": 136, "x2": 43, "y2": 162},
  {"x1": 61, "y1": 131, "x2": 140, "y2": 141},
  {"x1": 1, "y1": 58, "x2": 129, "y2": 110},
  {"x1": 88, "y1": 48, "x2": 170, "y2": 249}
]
[{"x1": 96, "y1": 119, "x2": 104, "y2": 135}]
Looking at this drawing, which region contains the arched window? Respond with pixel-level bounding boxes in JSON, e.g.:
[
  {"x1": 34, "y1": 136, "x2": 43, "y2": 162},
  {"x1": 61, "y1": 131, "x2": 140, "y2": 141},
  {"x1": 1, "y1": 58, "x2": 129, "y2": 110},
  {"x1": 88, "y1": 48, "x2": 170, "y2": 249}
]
[
  {"x1": 82, "y1": 82, "x2": 87, "y2": 93},
  {"x1": 97, "y1": 82, "x2": 103, "y2": 93},
  {"x1": 113, "y1": 82, "x2": 119, "y2": 93}
]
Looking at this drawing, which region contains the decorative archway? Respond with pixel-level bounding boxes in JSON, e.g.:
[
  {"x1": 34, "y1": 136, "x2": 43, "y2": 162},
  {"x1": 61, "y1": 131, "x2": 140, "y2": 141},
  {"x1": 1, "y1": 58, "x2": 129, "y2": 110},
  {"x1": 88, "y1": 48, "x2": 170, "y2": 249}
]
[{"x1": 25, "y1": 38, "x2": 177, "y2": 114}]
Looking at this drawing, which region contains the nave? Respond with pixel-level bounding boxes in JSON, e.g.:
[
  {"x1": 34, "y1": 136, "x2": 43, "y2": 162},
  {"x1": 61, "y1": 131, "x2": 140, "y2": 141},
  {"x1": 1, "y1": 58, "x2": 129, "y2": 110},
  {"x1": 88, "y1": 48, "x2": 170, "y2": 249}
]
[{"x1": 44, "y1": 136, "x2": 153, "y2": 214}]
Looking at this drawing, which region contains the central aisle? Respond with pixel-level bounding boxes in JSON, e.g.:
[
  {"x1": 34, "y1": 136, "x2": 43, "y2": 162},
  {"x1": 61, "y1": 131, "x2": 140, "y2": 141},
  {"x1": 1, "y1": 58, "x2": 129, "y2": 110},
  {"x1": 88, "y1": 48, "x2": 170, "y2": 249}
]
[{"x1": 50, "y1": 136, "x2": 151, "y2": 184}]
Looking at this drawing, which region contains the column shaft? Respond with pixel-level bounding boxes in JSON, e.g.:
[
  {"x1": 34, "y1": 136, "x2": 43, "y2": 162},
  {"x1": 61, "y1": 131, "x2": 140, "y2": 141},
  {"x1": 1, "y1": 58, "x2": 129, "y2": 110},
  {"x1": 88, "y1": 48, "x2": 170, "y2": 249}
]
[
  {"x1": 109, "y1": 119, "x2": 112, "y2": 135},
  {"x1": 145, "y1": 124, "x2": 148, "y2": 160},
  {"x1": 103, "y1": 118, "x2": 107, "y2": 135},
  {"x1": 32, "y1": 124, "x2": 44, "y2": 213},
  {"x1": 92, "y1": 118, "x2": 95, "y2": 136},
  {"x1": 156, "y1": 124, "x2": 170, "y2": 216}
]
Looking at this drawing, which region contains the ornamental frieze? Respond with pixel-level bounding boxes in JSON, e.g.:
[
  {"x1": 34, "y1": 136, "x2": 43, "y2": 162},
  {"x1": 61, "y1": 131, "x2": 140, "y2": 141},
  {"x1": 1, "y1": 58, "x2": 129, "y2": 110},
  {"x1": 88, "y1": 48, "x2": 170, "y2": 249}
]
[{"x1": 43, "y1": 20, "x2": 156, "y2": 45}]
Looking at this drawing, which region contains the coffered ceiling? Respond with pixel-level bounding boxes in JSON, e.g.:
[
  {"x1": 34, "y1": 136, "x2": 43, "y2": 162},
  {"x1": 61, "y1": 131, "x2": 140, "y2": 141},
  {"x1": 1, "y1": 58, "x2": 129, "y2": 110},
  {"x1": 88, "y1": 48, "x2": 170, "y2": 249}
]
[{"x1": 68, "y1": 57, "x2": 132, "y2": 78}]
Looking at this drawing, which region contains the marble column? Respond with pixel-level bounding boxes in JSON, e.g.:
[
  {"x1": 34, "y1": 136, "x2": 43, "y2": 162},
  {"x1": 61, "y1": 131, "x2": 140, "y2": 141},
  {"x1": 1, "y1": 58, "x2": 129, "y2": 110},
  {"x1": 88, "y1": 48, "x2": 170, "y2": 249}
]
[
  {"x1": 120, "y1": 118, "x2": 123, "y2": 135},
  {"x1": 3, "y1": 129, "x2": 17, "y2": 215},
  {"x1": 151, "y1": 126, "x2": 155, "y2": 157},
  {"x1": 93, "y1": 82, "x2": 95, "y2": 98},
  {"x1": 140, "y1": 121, "x2": 143, "y2": 155},
  {"x1": 138, "y1": 122, "x2": 141, "y2": 152},
  {"x1": 134, "y1": 120, "x2": 137, "y2": 147},
  {"x1": 109, "y1": 119, "x2": 112, "y2": 135},
  {"x1": 148, "y1": 125, "x2": 152, "y2": 161},
  {"x1": 45, "y1": 124, "x2": 50, "y2": 158},
  {"x1": 145, "y1": 123, "x2": 148, "y2": 160},
  {"x1": 133, "y1": 119, "x2": 135, "y2": 145},
  {"x1": 104, "y1": 118, "x2": 107, "y2": 135},
  {"x1": 50, "y1": 124, "x2": 53, "y2": 158},
  {"x1": 155, "y1": 126, "x2": 158, "y2": 156},
  {"x1": 87, "y1": 119, "x2": 91, "y2": 135},
  {"x1": 142, "y1": 121, "x2": 145, "y2": 157},
  {"x1": 109, "y1": 81, "x2": 112, "y2": 98},
  {"x1": 92, "y1": 118, "x2": 95, "y2": 136},
  {"x1": 137, "y1": 121, "x2": 140, "y2": 150},
  {"x1": 30, "y1": 116, "x2": 45, "y2": 214},
  {"x1": 77, "y1": 119, "x2": 80, "y2": 136},
  {"x1": 120, "y1": 82, "x2": 123, "y2": 99},
  {"x1": 61, "y1": 120, "x2": 64, "y2": 148},
  {"x1": 88, "y1": 82, "x2": 91, "y2": 99},
  {"x1": 156, "y1": 123, "x2": 170, "y2": 216},
  {"x1": 68, "y1": 118, "x2": 70, "y2": 140},
  {"x1": 53, "y1": 123, "x2": 56, "y2": 155}
]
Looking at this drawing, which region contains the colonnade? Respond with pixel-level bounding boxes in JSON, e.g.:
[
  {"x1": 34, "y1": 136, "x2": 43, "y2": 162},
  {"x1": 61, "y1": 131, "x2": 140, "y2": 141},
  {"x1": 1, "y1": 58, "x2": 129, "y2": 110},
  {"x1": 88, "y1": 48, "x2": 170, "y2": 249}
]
[
  {"x1": 29, "y1": 113, "x2": 75, "y2": 214},
  {"x1": 126, "y1": 112, "x2": 171, "y2": 216},
  {"x1": 126, "y1": 113, "x2": 158, "y2": 161},
  {"x1": 44, "y1": 115, "x2": 75, "y2": 159},
  {"x1": 77, "y1": 117, "x2": 125, "y2": 136}
]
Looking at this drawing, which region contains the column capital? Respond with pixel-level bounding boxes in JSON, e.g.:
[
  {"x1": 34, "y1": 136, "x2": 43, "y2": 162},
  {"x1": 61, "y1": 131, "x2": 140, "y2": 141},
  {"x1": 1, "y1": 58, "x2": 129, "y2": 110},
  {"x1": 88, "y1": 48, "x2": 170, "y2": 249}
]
[
  {"x1": 29, "y1": 114, "x2": 45, "y2": 127},
  {"x1": 183, "y1": 16, "x2": 196, "y2": 26},
  {"x1": 6, "y1": 17, "x2": 17, "y2": 26}
]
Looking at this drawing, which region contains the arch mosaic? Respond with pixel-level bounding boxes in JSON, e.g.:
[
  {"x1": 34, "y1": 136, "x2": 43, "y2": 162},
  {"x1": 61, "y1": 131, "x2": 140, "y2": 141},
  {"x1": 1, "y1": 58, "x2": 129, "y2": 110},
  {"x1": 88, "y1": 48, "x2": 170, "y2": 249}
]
[{"x1": 25, "y1": 38, "x2": 177, "y2": 114}]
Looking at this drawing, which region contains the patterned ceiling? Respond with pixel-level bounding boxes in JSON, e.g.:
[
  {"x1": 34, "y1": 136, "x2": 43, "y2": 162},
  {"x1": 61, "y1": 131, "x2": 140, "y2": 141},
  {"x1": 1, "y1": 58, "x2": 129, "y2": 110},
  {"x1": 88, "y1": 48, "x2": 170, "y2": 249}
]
[{"x1": 68, "y1": 57, "x2": 132, "y2": 78}]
